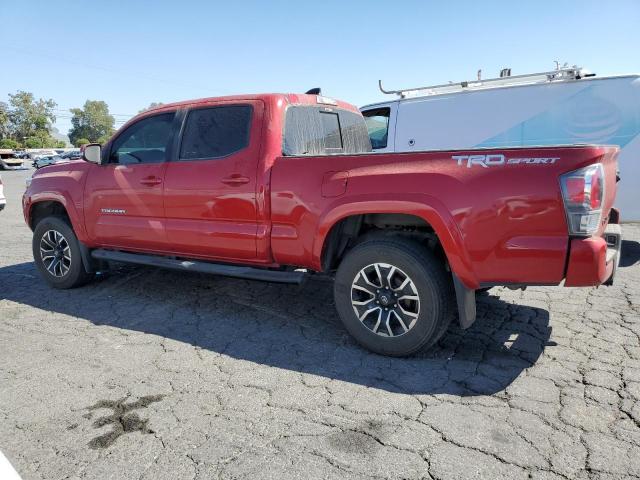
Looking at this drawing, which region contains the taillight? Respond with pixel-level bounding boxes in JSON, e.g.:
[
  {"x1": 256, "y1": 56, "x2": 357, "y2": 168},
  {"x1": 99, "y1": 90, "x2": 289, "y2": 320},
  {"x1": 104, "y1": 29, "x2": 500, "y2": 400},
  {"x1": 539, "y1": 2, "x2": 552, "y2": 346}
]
[
  {"x1": 560, "y1": 163, "x2": 604, "y2": 236},
  {"x1": 589, "y1": 166, "x2": 602, "y2": 209}
]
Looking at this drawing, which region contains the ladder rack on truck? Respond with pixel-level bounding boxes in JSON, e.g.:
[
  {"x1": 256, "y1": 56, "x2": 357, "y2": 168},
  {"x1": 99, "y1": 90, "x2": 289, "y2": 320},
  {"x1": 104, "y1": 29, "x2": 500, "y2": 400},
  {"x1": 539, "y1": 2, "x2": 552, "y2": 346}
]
[{"x1": 379, "y1": 66, "x2": 595, "y2": 98}]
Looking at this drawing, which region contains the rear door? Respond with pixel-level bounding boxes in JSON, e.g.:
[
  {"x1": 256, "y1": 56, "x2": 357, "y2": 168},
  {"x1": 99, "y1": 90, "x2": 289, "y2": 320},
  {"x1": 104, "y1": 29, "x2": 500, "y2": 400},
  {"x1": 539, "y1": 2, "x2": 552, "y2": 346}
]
[
  {"x1": 162, "y1": 100, "x2": 263, "y2": 260},
  {"x1": 84, "y1": 111, "x2": 177, "y2": 251}
]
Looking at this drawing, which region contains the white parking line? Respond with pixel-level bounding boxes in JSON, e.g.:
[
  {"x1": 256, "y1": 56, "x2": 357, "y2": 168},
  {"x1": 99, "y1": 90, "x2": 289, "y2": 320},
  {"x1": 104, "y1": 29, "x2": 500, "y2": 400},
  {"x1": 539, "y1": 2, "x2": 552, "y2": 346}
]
[{"x1": 0, "y1": 451, "x2": 22, "y2": 480}]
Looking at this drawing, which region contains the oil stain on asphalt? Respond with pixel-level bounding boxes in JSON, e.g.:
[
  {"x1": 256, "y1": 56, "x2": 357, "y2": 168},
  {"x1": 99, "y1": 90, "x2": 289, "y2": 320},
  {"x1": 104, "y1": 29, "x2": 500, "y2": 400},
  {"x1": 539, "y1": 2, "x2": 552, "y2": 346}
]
[{"x1": 84, "y1": 394, "x2": 165, "y2": 449}]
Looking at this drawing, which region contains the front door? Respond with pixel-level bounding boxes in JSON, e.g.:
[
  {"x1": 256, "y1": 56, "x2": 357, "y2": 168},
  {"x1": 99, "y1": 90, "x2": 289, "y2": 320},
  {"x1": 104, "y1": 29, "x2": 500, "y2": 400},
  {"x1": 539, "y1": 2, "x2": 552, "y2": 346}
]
[
  {"x1": 163, "y1": 101, "x2": 263, "y2": 260},
  {"x1": 84, "y1": 112, "x2": 176, "y2": 251}
]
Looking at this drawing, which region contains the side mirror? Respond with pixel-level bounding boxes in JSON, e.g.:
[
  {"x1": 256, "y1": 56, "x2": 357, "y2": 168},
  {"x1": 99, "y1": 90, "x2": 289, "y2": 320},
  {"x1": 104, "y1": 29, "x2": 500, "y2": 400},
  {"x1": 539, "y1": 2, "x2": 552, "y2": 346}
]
[{"x1": 83, "y1": 144, "x2": 102, "y2": 164}]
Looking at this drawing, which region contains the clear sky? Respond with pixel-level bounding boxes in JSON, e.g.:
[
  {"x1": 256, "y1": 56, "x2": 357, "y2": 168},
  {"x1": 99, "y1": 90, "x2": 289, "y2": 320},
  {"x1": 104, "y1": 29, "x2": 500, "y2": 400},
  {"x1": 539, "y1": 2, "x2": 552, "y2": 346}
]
[{"x1": 1, "y1": 0, "x2": 639, "y2": 136}]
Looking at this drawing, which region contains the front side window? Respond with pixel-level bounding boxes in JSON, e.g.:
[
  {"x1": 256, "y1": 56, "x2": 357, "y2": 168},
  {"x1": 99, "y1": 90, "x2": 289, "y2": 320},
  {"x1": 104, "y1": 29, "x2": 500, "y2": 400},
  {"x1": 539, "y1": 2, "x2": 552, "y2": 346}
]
[
  {"x1": 362, "y1": 107, "x2": 390, "y2": 149},
  {"x1": 179, "y1": 105, "x2": 252, "y2": 160},
  {"x1": 109, "y1": 113, "x2": 175, "y2": 164}
]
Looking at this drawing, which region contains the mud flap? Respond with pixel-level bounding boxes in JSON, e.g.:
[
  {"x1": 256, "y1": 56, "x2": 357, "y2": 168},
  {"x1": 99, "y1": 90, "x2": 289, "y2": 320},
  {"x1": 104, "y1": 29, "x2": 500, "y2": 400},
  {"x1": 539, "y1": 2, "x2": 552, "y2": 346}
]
[
  {"x1": 452, "y1": 274, "x2": 477, "y2": 329},
  {"x1": 604, "y1": 223, "x2": 622, "y2": 286},
  {"x1": 78, "y1": 241, "x2": 95, "y2": 274}
]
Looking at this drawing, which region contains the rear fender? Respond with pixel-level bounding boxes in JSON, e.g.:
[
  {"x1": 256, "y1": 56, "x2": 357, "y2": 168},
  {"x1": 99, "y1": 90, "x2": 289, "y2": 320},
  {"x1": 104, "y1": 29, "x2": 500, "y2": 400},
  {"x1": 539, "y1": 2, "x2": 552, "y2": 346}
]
[{"x1": 313, "y1": 193, "x2": 479, "y2": 289}]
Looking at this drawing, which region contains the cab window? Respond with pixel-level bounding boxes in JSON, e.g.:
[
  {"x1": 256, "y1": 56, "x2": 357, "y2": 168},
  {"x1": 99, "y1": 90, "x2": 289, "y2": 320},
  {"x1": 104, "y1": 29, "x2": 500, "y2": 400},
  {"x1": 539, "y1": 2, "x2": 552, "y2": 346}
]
[
  {"x1": 179, "y1": 105, "x2": 252, "y2": 160},
  {"x1": 283, "y1": 106, "x2": 372, "y2": 156},
  {"x1": 362, "y1": 108, "x2": 390, "y2": 149},
  {"x1": 109, "y1": 113, "x2": 175, "y2": 164}
]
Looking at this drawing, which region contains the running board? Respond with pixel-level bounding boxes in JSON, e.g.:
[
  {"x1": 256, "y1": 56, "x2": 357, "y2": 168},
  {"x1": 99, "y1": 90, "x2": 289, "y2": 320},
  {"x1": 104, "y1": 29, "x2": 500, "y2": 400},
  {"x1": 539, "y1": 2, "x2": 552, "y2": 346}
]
[{"x1": 90, "y1": 249, "x2": 307, "y2": 285}]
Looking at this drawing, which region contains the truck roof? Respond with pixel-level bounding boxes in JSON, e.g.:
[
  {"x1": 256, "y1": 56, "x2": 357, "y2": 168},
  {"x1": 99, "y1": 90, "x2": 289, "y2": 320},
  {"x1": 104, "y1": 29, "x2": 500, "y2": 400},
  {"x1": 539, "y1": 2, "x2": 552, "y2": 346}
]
[{"x1": 145, "y1": 93, "x2": 361, "y2": 115}]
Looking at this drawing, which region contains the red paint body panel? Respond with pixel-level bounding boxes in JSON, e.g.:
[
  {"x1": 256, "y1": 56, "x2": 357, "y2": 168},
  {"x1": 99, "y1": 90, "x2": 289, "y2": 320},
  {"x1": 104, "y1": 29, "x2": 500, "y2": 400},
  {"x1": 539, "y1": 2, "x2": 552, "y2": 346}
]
[
  {"x1": 23, "y1": 161, "x2": 91, "y2": 242},
  {"x1": 163, "y1": 99, "x2": 265, "y2": 260},
  {"x1": 564, "y1": 237, "x2": 612, "y2": 286},
  {"x1": 84, "y1": 162, "x2": 168, "y2": 250},
  {"x1": 23, "y1": 92, "x2": 620, "y2": 291},
  {"x1": 270, "y1": 145, "x2": 618, "y2": 288}
]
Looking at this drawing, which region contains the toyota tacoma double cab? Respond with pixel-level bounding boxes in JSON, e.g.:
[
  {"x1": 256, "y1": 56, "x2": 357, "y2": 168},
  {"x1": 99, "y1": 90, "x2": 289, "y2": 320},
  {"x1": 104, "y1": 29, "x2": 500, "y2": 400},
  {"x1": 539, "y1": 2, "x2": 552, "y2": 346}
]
[{"x1": 23, "y1": 92, "x2": 622, "y2": 356}]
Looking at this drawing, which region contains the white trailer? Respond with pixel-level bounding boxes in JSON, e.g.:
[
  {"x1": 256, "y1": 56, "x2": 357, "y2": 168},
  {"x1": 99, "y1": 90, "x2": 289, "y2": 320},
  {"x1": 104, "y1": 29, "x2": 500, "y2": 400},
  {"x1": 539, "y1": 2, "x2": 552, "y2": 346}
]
[{"x1": 361, "y1": 67, "x2": 640, "y2": 220}]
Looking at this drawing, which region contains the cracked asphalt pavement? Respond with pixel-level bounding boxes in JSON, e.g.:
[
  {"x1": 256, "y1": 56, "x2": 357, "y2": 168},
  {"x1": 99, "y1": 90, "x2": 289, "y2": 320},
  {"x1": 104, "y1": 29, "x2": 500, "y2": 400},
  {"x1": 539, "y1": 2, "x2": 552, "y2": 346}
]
[{"x1": 1, "y1": 168, "x2": 640, "y2": 480}]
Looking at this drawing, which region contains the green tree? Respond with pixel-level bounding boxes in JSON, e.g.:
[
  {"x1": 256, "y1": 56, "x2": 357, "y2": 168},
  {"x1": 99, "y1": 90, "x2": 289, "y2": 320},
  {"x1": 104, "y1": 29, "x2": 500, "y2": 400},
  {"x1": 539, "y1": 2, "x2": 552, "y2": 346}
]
[
  {"x1": 7, "y1": 91, "x2": 57, "y2": 141},
  {"x1": 55, "y1": 140, "x2": 66, "y2": 148},
  {"x1": 68, "y1": 100, "x2": 115, "y2": 145},
  {"x1": 0, "y1": 102, "x2": 9, "y2": 140},
  {"x1": 0, "y1": 138, "x2": 19, "y2": 149},
  {"x1": 74, "y1": 138, "x2": 90, "y2": 147},
  {"x1": 24, "y1": 131, "x2": 59, "y2": 148},
  {"x1": 138, "y1": 102, "x2": 163, "y2": 113},
  {"x1": 24, "y1": 137, "x2": 44, "y2": 148}
]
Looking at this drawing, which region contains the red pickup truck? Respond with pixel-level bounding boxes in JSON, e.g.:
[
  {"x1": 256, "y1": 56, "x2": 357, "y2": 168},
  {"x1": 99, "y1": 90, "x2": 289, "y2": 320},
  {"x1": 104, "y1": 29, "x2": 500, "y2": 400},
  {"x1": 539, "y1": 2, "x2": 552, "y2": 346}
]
[{"x1": 23, "y1": 92, "x2": 622, "y2": 356}]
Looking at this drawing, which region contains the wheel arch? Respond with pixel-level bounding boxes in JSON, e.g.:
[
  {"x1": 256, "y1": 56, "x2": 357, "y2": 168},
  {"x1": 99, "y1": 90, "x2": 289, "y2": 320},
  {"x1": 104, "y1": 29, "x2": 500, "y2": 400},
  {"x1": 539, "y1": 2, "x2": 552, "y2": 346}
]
[
  {"x1": 30, "y1": 201, "x2": 95, "y2": 274},
  {"x1": 314, "y1": 196, "x2": 478, "y2": 290},
  {"x1": 27, "y1": 192, "x2": 87, "y2": 240},
  {"x1": 29, "y1": 199, "x2": 71, "y2": 230}
]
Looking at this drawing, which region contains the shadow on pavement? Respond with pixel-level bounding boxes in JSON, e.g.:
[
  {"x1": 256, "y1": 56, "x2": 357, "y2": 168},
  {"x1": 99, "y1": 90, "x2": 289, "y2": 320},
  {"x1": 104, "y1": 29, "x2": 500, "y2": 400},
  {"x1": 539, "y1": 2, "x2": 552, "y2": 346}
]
[
  {"x1": 620, "y1": 240, "x2": 640, "y2": 268},
  {"x1": 0, "y1": 261, "x2": 552, "y2": 396}
]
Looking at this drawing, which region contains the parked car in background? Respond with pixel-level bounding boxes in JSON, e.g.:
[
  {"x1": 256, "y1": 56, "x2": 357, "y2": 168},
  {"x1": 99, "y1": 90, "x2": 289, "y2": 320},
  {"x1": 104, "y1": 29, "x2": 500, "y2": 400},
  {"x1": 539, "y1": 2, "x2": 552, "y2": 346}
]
[
  {"x1": 33, "y1": 151, "x2": 79, "y2": 168},
  {"x1": 0, "y1": 174, "x2": 6, "y2": 211},
  {"x1": 33, "y1": 155, "x2": 67, "y2": 169},
  {"x1": 29, "y1": 149, "x2": 58, "y2": 159},
  {"x1": 0, "y1": 150, "x2": 25, "y2": 170},
  {"x1": 23, "y1": 91, "x2": 622, "y2": 356},
  {"x1": 59, "y1": 150, "x2": 81, "y2": 160}
]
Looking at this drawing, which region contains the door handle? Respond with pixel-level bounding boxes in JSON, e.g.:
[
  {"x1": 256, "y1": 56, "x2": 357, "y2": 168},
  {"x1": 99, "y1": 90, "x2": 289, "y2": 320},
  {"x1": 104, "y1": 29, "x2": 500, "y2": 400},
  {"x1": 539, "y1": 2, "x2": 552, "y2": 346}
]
[
  {"x1": 221, "y1": 174, "x2": 250, "y2": 186},
  {"x1": 139, "y1": 176, "x2": 162, "y2": 186}
]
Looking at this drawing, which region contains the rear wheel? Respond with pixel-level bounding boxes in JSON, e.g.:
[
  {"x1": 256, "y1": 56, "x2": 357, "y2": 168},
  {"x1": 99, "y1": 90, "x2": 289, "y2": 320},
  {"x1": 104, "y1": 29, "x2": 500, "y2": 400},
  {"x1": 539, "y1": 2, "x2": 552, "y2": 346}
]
[
  {"x1": 33, "y1": 216, "x2": 93, "y2": 289},
  {"x1": 334, "y1": 237, "x2": 455, "y2": 356}
]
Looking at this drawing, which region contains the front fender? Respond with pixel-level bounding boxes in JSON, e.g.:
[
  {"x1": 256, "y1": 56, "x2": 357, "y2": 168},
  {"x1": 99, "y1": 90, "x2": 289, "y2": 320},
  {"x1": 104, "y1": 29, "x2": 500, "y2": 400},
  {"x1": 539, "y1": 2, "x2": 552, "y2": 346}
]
[
  {"x1": 312, "y1": 193, "x2": 479, "y2": 289},
  {"x1": 25, "y1": 190, "x2": 89, "y2": 243}
]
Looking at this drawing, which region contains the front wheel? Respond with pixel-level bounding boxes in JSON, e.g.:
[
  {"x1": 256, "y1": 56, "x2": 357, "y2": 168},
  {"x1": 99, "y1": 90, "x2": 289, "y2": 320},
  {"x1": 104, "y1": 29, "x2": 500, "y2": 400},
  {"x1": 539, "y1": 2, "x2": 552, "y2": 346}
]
[
  {"x1": 334, "y1": 237, "x2": 456, "y2": 356},
  {"x1": 32, "y1": 216, "x2": 94, "y2": 289}
]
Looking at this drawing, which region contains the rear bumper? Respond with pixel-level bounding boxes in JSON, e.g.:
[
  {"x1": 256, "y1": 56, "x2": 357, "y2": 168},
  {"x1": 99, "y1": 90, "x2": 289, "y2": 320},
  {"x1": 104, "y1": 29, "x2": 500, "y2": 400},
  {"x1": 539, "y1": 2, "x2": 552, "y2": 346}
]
[{"x1": 564, "y1": 224, "x2": 621, "y2": 287}]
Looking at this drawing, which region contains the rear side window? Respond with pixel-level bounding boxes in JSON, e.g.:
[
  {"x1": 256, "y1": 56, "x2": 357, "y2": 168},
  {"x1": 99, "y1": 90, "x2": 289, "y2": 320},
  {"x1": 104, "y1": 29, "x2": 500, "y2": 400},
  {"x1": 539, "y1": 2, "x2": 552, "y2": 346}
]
[
  {"x1": 283, "y1": 106, "x2": 372, "y2": 156},
  {"x1": 180, "y1": 105, "x2": 252, "y2": 160}
]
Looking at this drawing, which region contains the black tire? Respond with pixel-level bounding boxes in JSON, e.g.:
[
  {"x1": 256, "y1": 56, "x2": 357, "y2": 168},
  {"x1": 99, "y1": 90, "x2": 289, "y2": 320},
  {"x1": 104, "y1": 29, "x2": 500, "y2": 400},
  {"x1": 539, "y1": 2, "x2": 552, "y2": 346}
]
[
  {"x1": 32, "y1": 216, "x2": 94, "y2": 289},
  {"x1": 334, "y1": 236, "x2": 456, "y2": 356}
]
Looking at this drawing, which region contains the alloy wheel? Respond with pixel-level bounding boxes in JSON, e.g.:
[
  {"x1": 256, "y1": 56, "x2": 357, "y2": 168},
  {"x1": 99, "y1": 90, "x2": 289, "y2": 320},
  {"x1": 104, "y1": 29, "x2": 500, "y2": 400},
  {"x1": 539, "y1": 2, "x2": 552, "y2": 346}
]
[
  {"x1": 350, "y1": 262, "x2": 420, "y2": 337},
  {"x1": 40, "y1": 229, "x2": 71, "y2": 277}
]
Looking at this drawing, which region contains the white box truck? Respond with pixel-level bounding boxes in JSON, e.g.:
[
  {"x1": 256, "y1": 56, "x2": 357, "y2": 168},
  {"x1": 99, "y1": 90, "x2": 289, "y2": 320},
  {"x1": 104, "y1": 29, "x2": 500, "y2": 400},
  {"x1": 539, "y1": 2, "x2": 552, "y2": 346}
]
[{"x1": 361, "y1": 67, "x2": 640, "y2": 220}]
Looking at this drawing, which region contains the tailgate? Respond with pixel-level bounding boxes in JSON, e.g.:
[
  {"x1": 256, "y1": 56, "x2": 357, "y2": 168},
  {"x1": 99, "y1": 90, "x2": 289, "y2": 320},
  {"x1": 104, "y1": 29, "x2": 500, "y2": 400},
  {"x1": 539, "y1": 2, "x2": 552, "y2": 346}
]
[{"x1": 441, "y1": 144, "x2": 619, "y2": 286}]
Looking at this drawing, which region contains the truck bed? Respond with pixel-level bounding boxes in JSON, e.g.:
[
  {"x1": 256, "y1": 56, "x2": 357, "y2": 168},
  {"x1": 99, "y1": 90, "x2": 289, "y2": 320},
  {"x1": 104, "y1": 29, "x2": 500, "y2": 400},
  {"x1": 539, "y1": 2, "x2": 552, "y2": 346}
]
[{"x1": 270, "y1": 145, "x2": 619, "y2": 289}]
